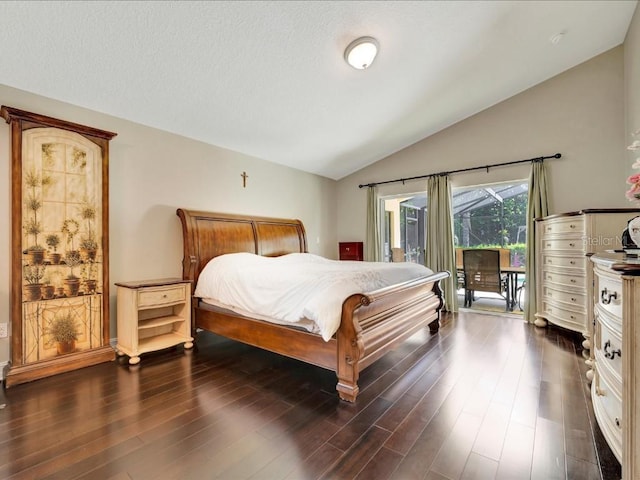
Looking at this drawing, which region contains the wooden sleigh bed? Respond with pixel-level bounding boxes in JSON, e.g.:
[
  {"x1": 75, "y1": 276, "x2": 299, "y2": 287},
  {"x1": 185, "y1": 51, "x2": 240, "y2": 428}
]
[{"x1": 177, "y1": 208, "x2": 449, "y2": 402}]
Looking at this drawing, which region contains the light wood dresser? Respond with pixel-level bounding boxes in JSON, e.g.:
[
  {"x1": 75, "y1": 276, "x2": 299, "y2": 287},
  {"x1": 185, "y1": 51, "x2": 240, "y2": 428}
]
[
  {"x1": 590, "y1": 253, "x2": 640, "y2": 479},
  {"x1": 115, "y1": 278, "x2": 193, "y2": 365},
  {"x1": 534, "y1": 209, "x2": 640, "y2": 352}
]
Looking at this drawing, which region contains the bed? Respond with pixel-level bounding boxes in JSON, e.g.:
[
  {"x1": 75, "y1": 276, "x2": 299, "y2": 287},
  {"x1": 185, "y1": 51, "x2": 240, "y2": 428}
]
[{"x1": 177, "y1": 208, "x2": 450, "y2": 402}]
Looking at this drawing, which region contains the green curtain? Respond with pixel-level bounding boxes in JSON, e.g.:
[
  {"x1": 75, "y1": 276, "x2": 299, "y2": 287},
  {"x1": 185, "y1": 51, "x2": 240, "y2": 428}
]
[
  {"x1": 365, "y1": 186, "x2": 381, "y2": 261},
  {"x1": 425, "y1": 175, "x2": 457, "y2": 312},
  {"x1": 524, "y1": 160, "x2": 549, "y2": 323}
]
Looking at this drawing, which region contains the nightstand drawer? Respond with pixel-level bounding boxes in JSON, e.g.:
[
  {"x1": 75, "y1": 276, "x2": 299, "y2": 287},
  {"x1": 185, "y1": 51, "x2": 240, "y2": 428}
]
[{"x1": 138, "y1": 285, "x2": 186, "y2": 308}]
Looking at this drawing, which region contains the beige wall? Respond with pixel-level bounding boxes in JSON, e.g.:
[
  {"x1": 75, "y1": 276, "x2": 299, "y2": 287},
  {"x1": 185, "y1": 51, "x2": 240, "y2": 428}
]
[
  {"x1": 0, "y1": 84, "x2": 338, "y2": 371},
  {"x1": 337, "y1": 46, "x2": 628, "y2": 244},
  {"x1": 626, "y1": 3, "x2": 640, "y2": 173}
]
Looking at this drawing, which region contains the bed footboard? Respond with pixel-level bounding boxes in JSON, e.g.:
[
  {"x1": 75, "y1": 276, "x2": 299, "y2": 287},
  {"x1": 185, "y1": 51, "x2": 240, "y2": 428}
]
[{"x1": 335, "y1": 271, "x2": 449, "y2": 402}]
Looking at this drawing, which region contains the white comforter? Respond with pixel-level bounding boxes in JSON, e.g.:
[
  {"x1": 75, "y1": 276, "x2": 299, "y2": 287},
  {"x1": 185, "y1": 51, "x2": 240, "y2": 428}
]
[{"x1": 194, "y1": 252, "x2": 434, "y2": 341}]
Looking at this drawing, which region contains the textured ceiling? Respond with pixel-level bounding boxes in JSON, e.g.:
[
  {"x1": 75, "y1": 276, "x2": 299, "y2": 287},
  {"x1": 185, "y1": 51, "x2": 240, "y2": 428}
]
[{"x1": 0, "y1": 1, "x2": 636, "y2": 179}]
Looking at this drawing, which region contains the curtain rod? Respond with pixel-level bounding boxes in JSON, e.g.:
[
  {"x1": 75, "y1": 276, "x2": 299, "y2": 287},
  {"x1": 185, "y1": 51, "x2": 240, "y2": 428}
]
[{"x1": 358, "y1": 152, "x2": 562, "y2": 189}]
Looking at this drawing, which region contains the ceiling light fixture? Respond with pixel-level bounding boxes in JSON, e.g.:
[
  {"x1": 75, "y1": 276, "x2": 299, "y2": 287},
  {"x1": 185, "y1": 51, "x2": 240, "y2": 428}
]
[
  {"x1": 344, "y1": 36, "x2": 379, "y2": 70},
  {"x1": 550, "y1": 31, "x2": 566, "y2": 45}
]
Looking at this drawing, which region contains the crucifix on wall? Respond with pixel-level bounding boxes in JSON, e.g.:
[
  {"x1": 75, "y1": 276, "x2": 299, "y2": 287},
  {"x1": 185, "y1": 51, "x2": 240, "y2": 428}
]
[{"x1": 241, "y1": 171, "x2": 248, "y2": 188}]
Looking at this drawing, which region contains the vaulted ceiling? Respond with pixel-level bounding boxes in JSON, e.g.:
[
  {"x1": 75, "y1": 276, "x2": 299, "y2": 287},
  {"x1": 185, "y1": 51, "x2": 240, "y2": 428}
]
[{"x1": 0, "y1": 1, "x2": 636, "y2": 179}]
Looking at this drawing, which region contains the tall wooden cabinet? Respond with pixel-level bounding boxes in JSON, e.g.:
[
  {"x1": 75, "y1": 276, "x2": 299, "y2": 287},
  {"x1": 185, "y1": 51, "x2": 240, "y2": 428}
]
[
  {"x1": 2, "y1": 107, "x2": 117, "y2": 387},
  {"x1": 534, "y1": 209, "x2": 640, "y2": 352},
  {"x1": 590, "y1": 253, "x2": 640, "y2": 479}
]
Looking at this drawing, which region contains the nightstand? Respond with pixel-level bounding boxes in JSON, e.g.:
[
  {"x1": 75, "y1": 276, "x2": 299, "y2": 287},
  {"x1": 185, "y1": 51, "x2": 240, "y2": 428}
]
[
  {"x1": 339, "y1": 242, "x2": 363, "y2": 261},
  {"x1": 115, "y1": 278, "x2": 193, "y2": 365}
]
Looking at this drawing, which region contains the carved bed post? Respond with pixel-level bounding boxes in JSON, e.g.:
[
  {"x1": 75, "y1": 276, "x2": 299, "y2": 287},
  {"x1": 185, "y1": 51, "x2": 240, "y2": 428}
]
[
  {"x1": 429, "y1": 280, "x2": 445, "y2": 334},
  {"x1": 336, "y1": 293, "x2": 368, "y2": 402}
]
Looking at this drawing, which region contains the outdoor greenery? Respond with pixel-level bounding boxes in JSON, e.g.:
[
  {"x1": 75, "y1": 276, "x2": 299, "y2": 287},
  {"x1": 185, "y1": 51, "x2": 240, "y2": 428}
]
[{"x1": 454, "y1": 190, "x2": 528, "y2": 248}]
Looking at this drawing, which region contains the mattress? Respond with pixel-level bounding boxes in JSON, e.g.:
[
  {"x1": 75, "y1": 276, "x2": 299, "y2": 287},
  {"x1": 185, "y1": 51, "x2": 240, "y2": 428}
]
[{"x1": 194, "y1": 252, "x2": 434, "y2": 341}]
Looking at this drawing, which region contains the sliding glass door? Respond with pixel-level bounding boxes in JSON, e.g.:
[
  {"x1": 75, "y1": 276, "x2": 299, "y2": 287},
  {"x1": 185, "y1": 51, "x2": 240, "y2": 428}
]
[{"x1": 380, "y1": 194, "x2": 426, "y2": 264}]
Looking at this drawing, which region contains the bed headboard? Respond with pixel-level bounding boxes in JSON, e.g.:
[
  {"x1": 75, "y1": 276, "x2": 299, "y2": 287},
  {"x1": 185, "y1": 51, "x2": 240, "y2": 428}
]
[{"x1": 176, "y1": 208, "x2": 308, "y2": 285}]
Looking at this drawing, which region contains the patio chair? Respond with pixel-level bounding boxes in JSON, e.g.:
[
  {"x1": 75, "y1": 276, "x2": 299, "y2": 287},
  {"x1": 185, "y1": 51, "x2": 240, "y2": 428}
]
[
  {"x1": 462, "y1": 249, "x2": 509, "y2": 310},
  {"x1": 391, "y1": 248, "x2": 405, "y2": 262}
]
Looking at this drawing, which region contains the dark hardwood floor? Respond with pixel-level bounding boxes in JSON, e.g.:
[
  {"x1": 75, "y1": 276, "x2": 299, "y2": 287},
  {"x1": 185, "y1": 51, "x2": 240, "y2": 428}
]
[{"x1": 0, "y1": 311, "x2": 621, "y2": 480}]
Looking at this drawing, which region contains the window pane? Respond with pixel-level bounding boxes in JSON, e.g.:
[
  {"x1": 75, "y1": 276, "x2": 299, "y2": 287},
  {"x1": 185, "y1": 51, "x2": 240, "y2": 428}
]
[
  {"x1": 381, "y1": 194, "x2": 427, "y2": 263},
  {"x1": 453, "y1": 181, "x2": 528, "y2": 267}
]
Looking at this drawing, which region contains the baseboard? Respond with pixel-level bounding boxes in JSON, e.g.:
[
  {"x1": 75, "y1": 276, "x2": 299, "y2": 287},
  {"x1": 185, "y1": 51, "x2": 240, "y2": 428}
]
[{"x1": 0, "y1": 361, "x2": 9, "y2": 381}]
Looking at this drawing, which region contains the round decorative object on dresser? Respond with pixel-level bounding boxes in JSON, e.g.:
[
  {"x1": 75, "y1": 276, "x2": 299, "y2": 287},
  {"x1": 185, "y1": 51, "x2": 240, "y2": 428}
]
[{"x1": 628, "y1": 216, "x2": 640, "y2": 248}]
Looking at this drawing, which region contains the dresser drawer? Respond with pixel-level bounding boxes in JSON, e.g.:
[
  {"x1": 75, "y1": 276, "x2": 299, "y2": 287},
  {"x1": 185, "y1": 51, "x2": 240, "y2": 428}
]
[
  {"x1": 542, "y1": 286, "x2": 585, "y2": 311},
  {"x1": 542, "y1": 301, "x2": 586, "y2": 332},
  {"x1": 540, "y1": 216, "x2": 585, "y2": 236},
  {"x1": 596, "y1": 274, "x2": 623, "y2": 319},
  {"x1": 595, "y1": 312, "x2": 623, "y2": 384},
  {"x1": 542, "y1": 270, "x2": 586, "y2": 289},
  {"x1": 138, "y1": 285, "x2": 186, "y2": 308},
  {"x1": 592, "y1": 369, "x2": 622, "y2": 462},
  {"x1": 541, "y1": 254, "x2": 585, "y2": 271},
  {"x1": 541, "y1": 238, "x2": 585, "y2": 253}
]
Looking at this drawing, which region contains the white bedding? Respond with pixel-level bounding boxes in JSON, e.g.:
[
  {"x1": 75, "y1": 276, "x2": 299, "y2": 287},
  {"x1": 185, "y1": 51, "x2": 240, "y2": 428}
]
[{"x1": 194, "y1": 252, "x2": 434, "y2": 341}]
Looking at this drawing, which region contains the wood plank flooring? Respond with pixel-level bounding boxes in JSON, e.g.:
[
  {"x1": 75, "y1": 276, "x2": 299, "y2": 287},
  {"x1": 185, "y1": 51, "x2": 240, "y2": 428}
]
[{"x1": 0, "y1": 311, "x2": 621, "y2": 479}]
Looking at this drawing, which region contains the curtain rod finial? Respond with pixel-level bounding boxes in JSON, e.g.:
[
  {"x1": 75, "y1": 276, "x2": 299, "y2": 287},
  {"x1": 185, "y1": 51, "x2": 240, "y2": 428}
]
[{"x1": 554, "y1": 153, "x2": 561, "y2": 158}]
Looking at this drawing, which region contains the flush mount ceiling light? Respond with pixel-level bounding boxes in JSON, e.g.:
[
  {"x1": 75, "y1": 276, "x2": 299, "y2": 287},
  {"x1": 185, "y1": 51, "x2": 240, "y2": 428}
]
[
  {"x1": 550, "y1": 31, "x2": 566, "y2": 45},
  {"x1": 344, "y1": 36, "x2": 379, "y2": 70}
]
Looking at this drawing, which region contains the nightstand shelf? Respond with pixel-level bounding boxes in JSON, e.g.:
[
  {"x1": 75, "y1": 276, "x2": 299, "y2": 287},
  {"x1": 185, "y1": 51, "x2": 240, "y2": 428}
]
[
  {"x1": 138, "y1": 332, "x2": 191, "y2": 354},
  {"x1": 115, "y1": 278, "x2": 193, "y2": 365},
  {"x1": 138, "y1": 315, "x2": 184, "y2": 330}
]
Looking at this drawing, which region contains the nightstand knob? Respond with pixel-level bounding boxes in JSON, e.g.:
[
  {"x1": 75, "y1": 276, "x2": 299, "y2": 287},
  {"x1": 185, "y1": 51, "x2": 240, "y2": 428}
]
[{"x1": 163, "y1": 294, "x2": 168, "y2": 298}]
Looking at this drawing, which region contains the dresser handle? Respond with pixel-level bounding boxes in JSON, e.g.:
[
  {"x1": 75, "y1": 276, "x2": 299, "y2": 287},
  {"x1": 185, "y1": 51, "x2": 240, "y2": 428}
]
[
  {"x1": 547, "y1": 243, "x2": 551, "y2": 247},
  {"x1": 600, "y1": 288, "x2": 617, "y2": 305},
  {"x1": 570, "y1": 279, "x2": 576, "y2": 284},
  {"x1": 604, "y1": 340, "x2": 621, "y2": 360},
  {"x1": 615, "y1": 417, "x2": 621, "y2": 428},
  {"x1": 571, "y1": 297, "x2": 576, "y2": 302},
  {"x1": 163, "y1": 294, "x2": 168, "y2": 298},
  {"x1": 570, "y1": 260, "x2": 575, "y2": 265},
  {"x1": 569, "y1": 242, "x2": 575, "y2": 247},
  {"x1": 570, "y1": 224, "x2": 576, "y2": 229}
]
